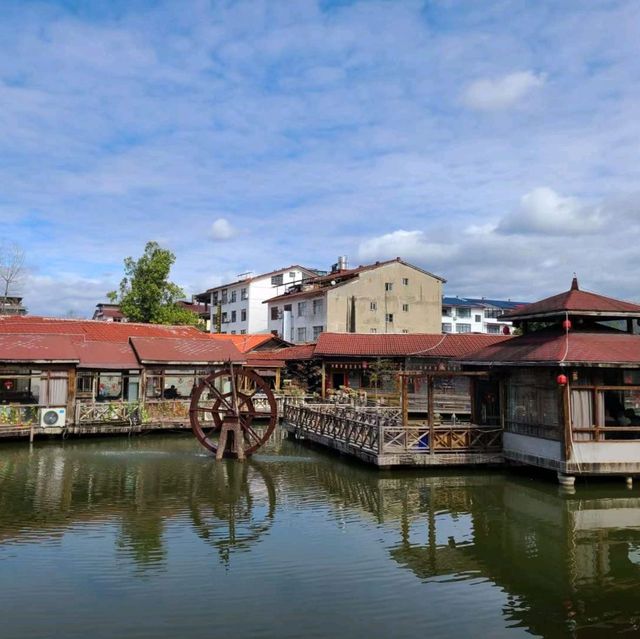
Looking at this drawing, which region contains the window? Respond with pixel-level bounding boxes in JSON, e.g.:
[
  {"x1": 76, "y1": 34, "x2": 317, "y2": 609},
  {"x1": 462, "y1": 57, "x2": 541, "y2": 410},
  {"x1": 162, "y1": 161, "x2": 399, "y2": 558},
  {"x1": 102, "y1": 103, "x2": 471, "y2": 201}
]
[
  {"x1": 456, "y1": 323, "x2": 471, "y2": 333},
  {"x1": 402, "y1": 329, "x2": 409, "y2": 333},
  {"x1": 240, "y1": 329, "x2": 246, "y2": 334},
  {"x1": 385, "y1": 313, "x2": 394, "y2": 323},
  {"x1": 297, "y1": 327, "x2": 307, "y2": 342},
  {"x1": 385, "y1": 282, "x2": 393, "y2": 291},
  {"x1": 442, "y1": 323, "x2": 452, "y2": 333},
  {"x1": 284, "y1": 304, "x2": 292, "y2": 312},
  {"x1": 313, "y1": 325, "x2": 323, "y2": 340},
  {"x1": 402, "y1": 304, "x2": 409, "y2": 312},
  {"x1": 297, "y1": 301, "x2": 307, "y2": 317},
  {"x1": 313, "y1": 299, "x2": 323, "y2": 315},
  {"x1": 77, "y1": 373, "x2": 93, "y2": 394},
  {"x1": 221, "y1": 289, "x2": 228, "y2": 304},
  {"x1": 443, "y1": 306, "x2": 452, "y2": 317},
  {"x1": 475, "y1": 314, "x2": 482, "y2": 323},
  {"x1": 370, "y1": 301, "x2": 377, "y2": 311},
  {"x1": 402, "y1": 278, "x2": 409, "y2": 286},
  {"x1": 484, "y1": 308, "x2": 501, "y2": 319},
  {"x1": 370, "y1": 328, "x2": 377, "y2": 333},
  {"x1": 230, "y1": 290, "x2": 237, "y2": 303},
  {"x1": 457, "y1": 307, "x2": 471, "y2": 318},
  {"x1": 241, "y1": 309, "x2": 247, "y2": 322},
  {"x1": 487, "y1": 324, "x2": 501, "y2": 334},
  {"x1": 289, "y1": 271, "x2": 296, "y2": 278},
  {"x1": 271, "y1": 274, "x2": 284, "y2": 286},
  {"x1": 271, "y1": 306, "x2": 279, "y2": 320},
  {"x1": 222, "y1": 312, "x2": 228, "y2": 323},
  {"x1": 212, "y1": 292, "x2": 218, "y2": 304},
  {"x1": 240, "y1": 288, "x2": 248, "y2": 301},
  {"x1": 231, "y1": 330, "x2": 236, "y2": 335},
  {"x1": 231, "y1": 310, "x2": 236, "y2": 322},
  {"x1": 290, "y1": 327, "x2": 294, "y2": 341}
]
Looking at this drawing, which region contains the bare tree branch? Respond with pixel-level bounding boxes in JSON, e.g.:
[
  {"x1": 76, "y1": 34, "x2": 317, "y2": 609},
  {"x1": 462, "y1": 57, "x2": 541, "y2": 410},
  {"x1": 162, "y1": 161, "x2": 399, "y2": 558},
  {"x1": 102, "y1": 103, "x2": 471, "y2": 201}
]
[{"x1": 0, "y1": 243, "x2": 26, "y2": 314}]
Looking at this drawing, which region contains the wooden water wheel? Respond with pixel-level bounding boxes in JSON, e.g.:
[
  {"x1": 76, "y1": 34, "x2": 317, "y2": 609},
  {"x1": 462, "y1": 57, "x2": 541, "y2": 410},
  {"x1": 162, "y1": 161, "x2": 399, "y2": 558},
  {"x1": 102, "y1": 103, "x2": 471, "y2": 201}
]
[{"x1": 189, "y1": 365, "x2": 278, "y2": 459}]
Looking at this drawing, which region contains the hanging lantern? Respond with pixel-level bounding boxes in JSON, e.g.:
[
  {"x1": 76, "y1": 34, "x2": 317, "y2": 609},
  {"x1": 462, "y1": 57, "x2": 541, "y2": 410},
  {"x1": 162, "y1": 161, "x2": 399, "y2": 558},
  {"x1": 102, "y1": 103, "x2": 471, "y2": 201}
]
[
  {"x1": 362, "y1": 360, "x2": 368, "y2": 370},
  {"x1": 502, "y1": 326, "x2": 511, "y2": 335},
  {"x1": 3, "y1": 380, "x2": 13, "y2": 391},
  {"x1": 556, "y1": 374, "x2": 568, "y2": 386},
  {"x1": 562, "y1": 319, "x2": 572, "y2": 331}
]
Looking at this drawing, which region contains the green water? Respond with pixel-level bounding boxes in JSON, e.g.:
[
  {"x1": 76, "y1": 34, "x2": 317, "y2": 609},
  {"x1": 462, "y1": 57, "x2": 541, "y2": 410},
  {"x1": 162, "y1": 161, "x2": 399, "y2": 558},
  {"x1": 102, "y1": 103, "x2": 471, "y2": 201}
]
[{"x1": 0, "y1": 432, "x2": 639, "y2": 639}]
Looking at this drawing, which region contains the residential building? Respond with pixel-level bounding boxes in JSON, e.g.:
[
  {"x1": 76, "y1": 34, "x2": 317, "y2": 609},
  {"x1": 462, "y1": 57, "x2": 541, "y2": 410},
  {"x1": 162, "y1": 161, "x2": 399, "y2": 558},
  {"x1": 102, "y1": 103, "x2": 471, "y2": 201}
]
[
  {"x1": 195, "y1": 265, "x2": 318, "y2": 335},
  {"x1": 441, "y1": 296, "x2": 527, "y2": 335},
  {"x1": 0, "y1": 296, "x2": 27, "y2": 316},
  {"x1": 266, "y1": 257, "x2": 445, "y2": 343},
  {"x1": 92, "y1": 301, "x2": 209, "y2": 324}
]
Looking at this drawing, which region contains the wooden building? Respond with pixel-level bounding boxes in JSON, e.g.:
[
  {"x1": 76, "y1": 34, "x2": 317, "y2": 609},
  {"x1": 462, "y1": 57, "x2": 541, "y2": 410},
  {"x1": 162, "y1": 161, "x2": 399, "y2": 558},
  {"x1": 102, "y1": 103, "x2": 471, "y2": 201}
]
[
  {"x1": 462, "y1": 278, "x2": 640, "y2": 483},
  {"x1": 0, "y1": 316, "x2": 287, "y2": 439}
]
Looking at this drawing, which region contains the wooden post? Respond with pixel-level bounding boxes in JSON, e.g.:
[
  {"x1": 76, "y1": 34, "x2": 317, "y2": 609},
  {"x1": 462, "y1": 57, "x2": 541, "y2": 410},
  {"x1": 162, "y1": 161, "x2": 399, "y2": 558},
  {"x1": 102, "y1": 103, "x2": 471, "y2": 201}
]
[
  {"x1": 499, "y1": 377, "x2": 506, "y2": 431},
  {"x1": 401, "y1": 375, "x2": 408, "y2": 428},
  {"x1": 67, "y1": 367, "x2": 76, "y2": 427},
  {"x1": 321, "y1": 361, "x2": 326, "y2": 399},
  {"x1": 428, "y1": 375, "x2": 435, "y2": 457},
  {"x1": 275, "y1": 367, "x2": 281, "y2": 392},
  {"x1": 562, "y1": 381, "x2": 572, "y2": 463}
]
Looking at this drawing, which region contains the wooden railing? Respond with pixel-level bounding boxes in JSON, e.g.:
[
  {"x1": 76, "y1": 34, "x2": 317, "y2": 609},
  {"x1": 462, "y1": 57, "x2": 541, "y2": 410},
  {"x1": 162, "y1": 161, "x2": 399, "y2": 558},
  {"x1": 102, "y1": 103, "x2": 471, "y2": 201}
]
[
  {"x1": 75, "y1": 401, "x2": 140, "y2": 425},
  {"x1": 282, "y1": 403, "x2": 502, "y2": 456}
]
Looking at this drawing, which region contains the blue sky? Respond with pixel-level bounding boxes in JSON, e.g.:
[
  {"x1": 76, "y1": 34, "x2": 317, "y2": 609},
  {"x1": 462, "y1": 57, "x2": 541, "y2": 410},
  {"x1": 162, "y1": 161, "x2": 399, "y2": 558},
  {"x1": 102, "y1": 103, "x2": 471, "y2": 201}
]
[{"x1": 1, "y1": 0, "x2": 639, "y2": 316}]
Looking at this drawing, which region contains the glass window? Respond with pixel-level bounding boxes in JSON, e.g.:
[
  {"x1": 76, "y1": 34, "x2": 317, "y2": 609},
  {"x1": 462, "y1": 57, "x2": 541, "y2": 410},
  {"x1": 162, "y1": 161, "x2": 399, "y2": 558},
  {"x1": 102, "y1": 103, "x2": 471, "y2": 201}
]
[
  {"x1": 385, "y1": 282, "x2": 393, "y2": 291},
  {"x1": 231, "y1": 310, "x2": 236, "y2": 322},
  {"x1": 313, "y1": 299, "x2": 323, "y2": 315},
  {"x1": 97, "y1": 373, "x2": 122, "y2": 400},
  {"x1": 297, "y1": 327, "x2": 307, "y2": 342},
  {"x1": 456, "y1": 323, "x2": 471, "y2": 333},
  {"x1": 240, "y1": 288, "x2": 248, "y2": 301},
  {"x1": 402, "y1": 278, "x2": 409, "y2": 285},
  {"x1": 475, "y1": 314, "x2": 482, "y2": 323},
  {"x1": 442, "y1": 323, "x2": 452, "y2": 333},
  {"x1": 271, "y1": 274, "x2": 284, "y2": 286},
  {"x1": 77, "y1": 373, "x2": 94, "y2": 394},
  {"x1": 297, "y1": 301, "x2": 307, "y2": 316},
  {"x1": 313, "y1": 325, "x2": 323, "y2": 340},
  {"x1": 457, "y1": 307, "x2": 471, "y2": 318},
  {"x1": 221, "y1": 289, "x2": 228, "y2": 304},
  {"x1": 443, "y1": 307, "x2": 452, "y2": 317},
  {"x1": 240, "y1": 329, "x2": 246, "y2": 334},
  {"x1": 484, "y1": 308, "x2": 501, "y2": 319},
  {"x1": 487, "y1": 324, "x2": 501, "y2": 334},
  {"x1": 230, "y1": 290, "x2": 237, "y2": 303},
  {"x1": 370, "y1": 328, "x2": 377, "y2": 333},
  {"x1": 402, "y1": 304, "x2": 409, "y2": 312},
  {"x1": 289, "y1": 271, "x2": 296, "y2": 278},
  {"x1": 370, "y1": 301, "x2": 377, "y2": 311},
  {"x1": 270, "y1": 307, "x2": 279, "y2": 320},
  {"x1": 241, "y1": 309, "x2": 247, "y2": 322},
  {"x1": 385, "y1": 313, "x2": 394, "y2": 323}
]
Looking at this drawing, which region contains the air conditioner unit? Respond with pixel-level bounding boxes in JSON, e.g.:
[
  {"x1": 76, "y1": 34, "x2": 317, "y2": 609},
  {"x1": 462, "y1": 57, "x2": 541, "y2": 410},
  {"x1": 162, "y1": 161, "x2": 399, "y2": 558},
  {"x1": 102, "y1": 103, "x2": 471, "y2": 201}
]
[{"x1": 40, "y1": 407, "x2": 66, "y2": 428}]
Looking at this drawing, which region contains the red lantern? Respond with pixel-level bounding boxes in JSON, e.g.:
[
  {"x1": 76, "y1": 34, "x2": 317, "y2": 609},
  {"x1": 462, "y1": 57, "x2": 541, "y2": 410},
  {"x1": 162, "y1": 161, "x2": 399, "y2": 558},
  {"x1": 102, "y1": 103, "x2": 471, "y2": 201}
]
[
  {"x1": 557, "y1": 374, "x2": 568, "y2": 386},
  {"x1": 362, "y1": 361, "x2": 368, "y2": 370},
  {"x1": 3, "y1": 380, "x2": 13, "y2": 390},
  {"x1": 562, "y1": 319, "x2": 572, "y2": 331},
  {"x1": 502, "y1": 326, "x2": 510, "y2": 335}
]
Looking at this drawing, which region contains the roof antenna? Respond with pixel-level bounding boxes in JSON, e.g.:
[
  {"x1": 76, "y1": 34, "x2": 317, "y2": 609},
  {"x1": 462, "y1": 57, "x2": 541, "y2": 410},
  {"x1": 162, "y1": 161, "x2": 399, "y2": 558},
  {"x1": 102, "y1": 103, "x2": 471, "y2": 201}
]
[{"x1": 570, "y1": 273, "x2": 579, "y2": 291}]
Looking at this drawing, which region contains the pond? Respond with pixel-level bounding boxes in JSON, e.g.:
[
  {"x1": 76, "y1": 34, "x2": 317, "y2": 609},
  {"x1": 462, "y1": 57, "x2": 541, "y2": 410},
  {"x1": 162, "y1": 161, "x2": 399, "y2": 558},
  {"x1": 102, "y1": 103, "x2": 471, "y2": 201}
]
[{"x1": 0, "y1": 432, "x2": 639, "y2": 638}]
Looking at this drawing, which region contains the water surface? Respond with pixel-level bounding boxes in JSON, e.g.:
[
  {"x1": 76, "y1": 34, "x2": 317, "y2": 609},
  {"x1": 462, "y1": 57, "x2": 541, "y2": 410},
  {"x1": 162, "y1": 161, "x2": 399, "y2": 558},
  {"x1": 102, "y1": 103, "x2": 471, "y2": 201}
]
[{"x1": 1, "y1": 432, "x2": 639, "y2": 638}]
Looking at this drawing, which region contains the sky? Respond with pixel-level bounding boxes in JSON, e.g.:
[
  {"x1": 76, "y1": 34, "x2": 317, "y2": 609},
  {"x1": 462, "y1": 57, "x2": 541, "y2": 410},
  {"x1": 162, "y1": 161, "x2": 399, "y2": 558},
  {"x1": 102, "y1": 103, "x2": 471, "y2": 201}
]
[{"x1": 1, "y1": 0, "x2": 639, "y2": 316}]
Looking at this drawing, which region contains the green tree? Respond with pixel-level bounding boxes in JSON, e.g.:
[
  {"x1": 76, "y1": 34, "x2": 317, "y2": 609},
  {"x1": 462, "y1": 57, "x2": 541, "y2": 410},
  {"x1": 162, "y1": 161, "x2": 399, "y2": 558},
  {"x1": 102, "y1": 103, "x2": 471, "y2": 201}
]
[{"x1": 109, "y1": 241, "x2": 202, "y2": 326}]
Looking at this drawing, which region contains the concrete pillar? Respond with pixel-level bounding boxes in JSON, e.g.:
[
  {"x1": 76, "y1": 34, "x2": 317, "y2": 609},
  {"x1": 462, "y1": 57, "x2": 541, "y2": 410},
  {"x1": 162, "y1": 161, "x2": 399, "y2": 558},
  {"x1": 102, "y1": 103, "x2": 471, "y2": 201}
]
[{"x1": 557, "y1": 472, "x2": 576, "y2": 488}]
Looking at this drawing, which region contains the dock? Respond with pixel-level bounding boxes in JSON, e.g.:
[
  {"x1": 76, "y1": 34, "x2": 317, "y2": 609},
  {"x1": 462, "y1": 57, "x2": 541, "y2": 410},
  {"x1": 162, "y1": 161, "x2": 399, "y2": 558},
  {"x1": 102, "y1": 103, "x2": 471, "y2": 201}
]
[{"x1": 282, "y1": 402, "x2": 502, "y2": 468}]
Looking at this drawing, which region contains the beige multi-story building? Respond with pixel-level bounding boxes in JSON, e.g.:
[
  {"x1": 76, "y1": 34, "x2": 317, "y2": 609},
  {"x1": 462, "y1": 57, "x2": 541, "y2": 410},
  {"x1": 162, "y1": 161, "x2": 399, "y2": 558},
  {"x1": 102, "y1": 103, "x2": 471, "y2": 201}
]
[{"x1": 266, "y1": 257, "x2": 445, "y2": 343}]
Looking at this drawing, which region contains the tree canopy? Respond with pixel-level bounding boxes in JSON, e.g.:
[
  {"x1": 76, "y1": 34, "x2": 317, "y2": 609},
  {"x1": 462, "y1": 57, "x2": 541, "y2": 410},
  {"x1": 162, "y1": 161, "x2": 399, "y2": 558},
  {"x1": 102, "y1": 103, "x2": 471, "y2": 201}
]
[{"x1": 109, "y1": 241, "x2": 202, "y2": 326}]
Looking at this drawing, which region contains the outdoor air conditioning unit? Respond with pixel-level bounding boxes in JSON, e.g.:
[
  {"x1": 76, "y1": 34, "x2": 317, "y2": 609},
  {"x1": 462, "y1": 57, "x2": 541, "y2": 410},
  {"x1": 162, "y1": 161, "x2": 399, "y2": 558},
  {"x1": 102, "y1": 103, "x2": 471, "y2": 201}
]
[{"x1": 40, "y1": 407, "x2": 66, "y2": 428}]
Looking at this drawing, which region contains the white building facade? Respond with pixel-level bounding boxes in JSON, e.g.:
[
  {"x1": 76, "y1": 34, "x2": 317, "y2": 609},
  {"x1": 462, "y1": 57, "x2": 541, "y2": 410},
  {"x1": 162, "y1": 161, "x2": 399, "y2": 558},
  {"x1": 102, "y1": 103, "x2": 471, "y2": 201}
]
[
  {"x1": 441, "y1": 297, "x2": 526, "y2": 335},
  {"x1": 196, "y1": 266, "x2": 317, "y2": 335}
]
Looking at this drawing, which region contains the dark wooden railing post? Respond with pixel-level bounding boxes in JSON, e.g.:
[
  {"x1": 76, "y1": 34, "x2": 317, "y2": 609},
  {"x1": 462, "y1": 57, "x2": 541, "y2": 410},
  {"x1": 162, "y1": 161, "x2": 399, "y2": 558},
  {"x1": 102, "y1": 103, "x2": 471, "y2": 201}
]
[{"x1": 428, "y1": 376, "x2": 435, "y2": 457}]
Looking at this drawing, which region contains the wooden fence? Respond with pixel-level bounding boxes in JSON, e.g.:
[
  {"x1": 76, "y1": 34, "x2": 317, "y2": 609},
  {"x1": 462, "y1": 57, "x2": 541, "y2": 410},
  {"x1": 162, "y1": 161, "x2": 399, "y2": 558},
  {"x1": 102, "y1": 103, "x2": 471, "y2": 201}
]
[{"x1": 282, "y1": 402, "x2": 502, "y2": 456}]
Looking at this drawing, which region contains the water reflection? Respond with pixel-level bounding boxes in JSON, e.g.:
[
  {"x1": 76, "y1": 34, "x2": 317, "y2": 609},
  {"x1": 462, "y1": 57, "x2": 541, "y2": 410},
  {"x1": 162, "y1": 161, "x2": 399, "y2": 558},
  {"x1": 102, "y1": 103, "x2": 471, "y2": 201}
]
[{"x1": 1, "y1": 436, "x2": 640, "y2": 637}]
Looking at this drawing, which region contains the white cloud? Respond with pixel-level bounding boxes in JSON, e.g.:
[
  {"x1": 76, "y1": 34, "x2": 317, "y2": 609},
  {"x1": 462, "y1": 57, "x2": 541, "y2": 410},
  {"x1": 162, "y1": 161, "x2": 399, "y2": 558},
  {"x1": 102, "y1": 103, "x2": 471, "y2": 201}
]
[
  {"x1": 463, "y1": 71, "x2": 545, "y2": 110},
  {"x1": 209, "y1": 218, "x2": 236, "y2": 241},
  {"x1": 358, "y1": 230, "x2": 455, "y2": 265},
  {"x1": 498, "y1": 187, "x2": 605, "y2": 235}
]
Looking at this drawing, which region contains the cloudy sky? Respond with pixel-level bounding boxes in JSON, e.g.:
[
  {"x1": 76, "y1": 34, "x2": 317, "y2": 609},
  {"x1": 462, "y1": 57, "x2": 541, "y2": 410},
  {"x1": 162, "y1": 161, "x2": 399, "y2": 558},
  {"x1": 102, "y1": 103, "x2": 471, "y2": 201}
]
[{"x1": 2, "y1": 0, "x2": 639, "y2": 316}]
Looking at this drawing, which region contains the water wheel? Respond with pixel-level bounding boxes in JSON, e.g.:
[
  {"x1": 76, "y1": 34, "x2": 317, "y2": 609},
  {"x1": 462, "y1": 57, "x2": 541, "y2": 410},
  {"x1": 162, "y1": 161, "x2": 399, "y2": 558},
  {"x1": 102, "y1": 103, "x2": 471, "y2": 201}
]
[{"x1": 189, "y1": 365, "x2": 278, "y2": 459}]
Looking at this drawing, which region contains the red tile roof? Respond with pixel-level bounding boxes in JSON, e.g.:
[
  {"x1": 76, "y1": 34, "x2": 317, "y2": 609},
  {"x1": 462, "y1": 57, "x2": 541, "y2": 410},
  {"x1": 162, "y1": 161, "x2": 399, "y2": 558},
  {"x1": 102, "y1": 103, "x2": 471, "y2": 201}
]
[
  {"x1": 74, "y1": 340, "x2": 140, "y2": 369},
  {"x1": 315, "y1": 333, "x2": 510, "y2": 358},
  {"x1": 205, "y1": 333, "x2": 287, "y2": 353},
  {"x1": 248, "y1": 343, "x2": 317, "y2": 362},
  {"x1": 461, "y1": 329, "x2": 640, "y2": 366},
  {"x1": 0, "y1": 334, "x2": 79, "y2": 363},
  {"x1": 502, "y1": 277, "x2": 640, "y2": 320},
  {"x1": 130, "y1": 337, "x2": 244, "y2": 365}
]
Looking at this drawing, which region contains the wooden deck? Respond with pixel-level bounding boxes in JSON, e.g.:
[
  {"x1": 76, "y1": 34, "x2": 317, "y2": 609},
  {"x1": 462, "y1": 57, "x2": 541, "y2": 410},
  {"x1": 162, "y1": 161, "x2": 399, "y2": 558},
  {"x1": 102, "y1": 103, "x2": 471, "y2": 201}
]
[{"x1": 282, "y1": 402, "x2": 503, "y2": 468}]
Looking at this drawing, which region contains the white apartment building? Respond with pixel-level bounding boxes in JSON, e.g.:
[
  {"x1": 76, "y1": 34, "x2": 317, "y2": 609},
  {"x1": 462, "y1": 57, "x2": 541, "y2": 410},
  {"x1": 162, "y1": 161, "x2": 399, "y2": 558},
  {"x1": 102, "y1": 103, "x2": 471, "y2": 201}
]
[
  {"x1": 441, "y1": 297, "x2": 526, "y2": 335},
  {"x1": 266, "y1": 258, "x2": 445, "y2": 343},
  {"x1": 195, "y1": 266, "x2": 318, "y2": 335}
]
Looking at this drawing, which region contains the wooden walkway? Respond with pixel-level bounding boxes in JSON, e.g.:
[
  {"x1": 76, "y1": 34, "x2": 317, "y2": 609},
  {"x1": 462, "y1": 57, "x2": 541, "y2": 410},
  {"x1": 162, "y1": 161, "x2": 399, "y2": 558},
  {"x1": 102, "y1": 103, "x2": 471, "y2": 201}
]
[{"x1": 282, "y1": 402, "x2": 503, "y2": 468}]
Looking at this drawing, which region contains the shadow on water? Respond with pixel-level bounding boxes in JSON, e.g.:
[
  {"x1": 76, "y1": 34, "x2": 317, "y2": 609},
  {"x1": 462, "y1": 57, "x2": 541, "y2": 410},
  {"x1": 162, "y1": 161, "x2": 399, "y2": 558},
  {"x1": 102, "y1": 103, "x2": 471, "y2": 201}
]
[{"x1": 0, "y1": 433, "x2": 639, "y2": 637}]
